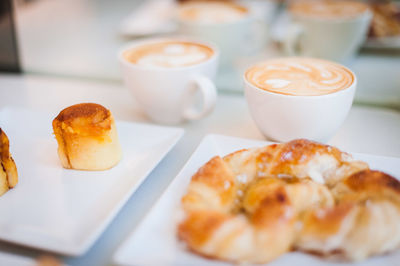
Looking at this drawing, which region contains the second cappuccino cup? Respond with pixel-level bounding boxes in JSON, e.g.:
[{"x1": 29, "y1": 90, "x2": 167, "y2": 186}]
[
  {"x1": 244, "y1": 57, "x2": 356, "y2": 142},
  {"x1": 119, "y1": 38, "x2": 219, "y2": 125}
]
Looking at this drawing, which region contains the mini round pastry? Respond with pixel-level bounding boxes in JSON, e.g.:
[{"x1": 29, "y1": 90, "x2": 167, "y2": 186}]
[
  {"x1": 52, "y1": 103, "x2": 122, "y2": 170},
  {"x1": 178, "y1": 139, "x2": 400, "y2": 263},
  {"x1": 0, "y1": 128, "x2": 18, "y2": 196}
]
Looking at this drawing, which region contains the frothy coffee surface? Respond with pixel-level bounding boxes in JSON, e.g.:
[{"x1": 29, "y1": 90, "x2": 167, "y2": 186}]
[
  {"x1": 124, "y1": 41, "x2": 214, "y2": 68},
  {"x1": 290, "y1": 0, "x2": 369, "y2": 19},
  {"x1": 245, "y1": 58, "x2": 354, "y2": 96},
  {"x1": 178, "y1": 1, "x2": 248, "y2": 24}
]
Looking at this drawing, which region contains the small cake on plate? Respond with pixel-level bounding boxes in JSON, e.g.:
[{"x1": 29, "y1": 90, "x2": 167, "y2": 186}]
[{"x1": 52, "y1": 103, "x2": 122, "y2": 170}]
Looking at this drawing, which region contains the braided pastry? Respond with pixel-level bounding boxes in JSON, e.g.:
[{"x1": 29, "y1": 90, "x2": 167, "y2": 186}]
[{"x1": 178, "y1": 139, "x2": 400, "y2": 263}]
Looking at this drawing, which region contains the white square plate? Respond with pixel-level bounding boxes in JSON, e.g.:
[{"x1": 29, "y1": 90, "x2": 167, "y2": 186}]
[
  {"x1": 0, "y1": 107, "x2": 183, "y2": 255},
  {"x1": 0, "y1": 252, "x2": 37, "y2": 266},
  {"x1": 114, "y1": 134, "x2": 400, "y2": 266}
]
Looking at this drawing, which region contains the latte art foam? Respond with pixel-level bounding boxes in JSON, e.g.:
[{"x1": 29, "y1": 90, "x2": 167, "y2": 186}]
[
  {"x1": 245, "y1": 58, "x2": 354, "y2": 96},
  {"x1": 178, "y1": 1, "x2": 248, "y2": 24},
  {"x1": 124, "y1": 41, "x2": 214, "y2": 68},
  {"x1": 290, "y1": 0, "x2": 369, "y2": 19}
]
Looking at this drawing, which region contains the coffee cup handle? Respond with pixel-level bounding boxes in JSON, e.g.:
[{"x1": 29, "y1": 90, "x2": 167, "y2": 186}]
[
  {"x1": 284, "y1": 23, "x2": 304, "y2": 56},
  {"x1": 182, "y1": 75, "x2": 217, "y2": 121}
]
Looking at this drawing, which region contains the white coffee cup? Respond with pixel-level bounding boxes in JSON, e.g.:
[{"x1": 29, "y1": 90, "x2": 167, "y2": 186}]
[
  {"x1": 244, "y1": 57, "x2": 356, "y2": 142},
  {"x1": 284, "y1": 1, "x2": 372, "y2": 63},
  {"x1": 176, "y1": 1, "x2": 254, "y2": 68},
  {"x1": 119, "y1": 38, "x2": 219, "y2": 125}
]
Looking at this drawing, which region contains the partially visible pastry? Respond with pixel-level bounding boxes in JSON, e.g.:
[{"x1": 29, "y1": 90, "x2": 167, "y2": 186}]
[
  {"x1": 36, "y1": 255, "x2": 61, "y2": 266},
  {"x1": 368, "y1": 1, "x2": 400, "y2": 38},
  {"x1": 52, "y1": 103, "x2": 122, "y2": 170},
  {"x1": 0, "y1": 128, "x2": 18, "y2": 196}
]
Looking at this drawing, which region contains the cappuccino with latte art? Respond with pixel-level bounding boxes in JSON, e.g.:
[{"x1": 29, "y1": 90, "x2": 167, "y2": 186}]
[
  {"x1": 123, "y1": 41, "x2": 214, "y2": 68},
  {"x1": 245, "y1": 57, "x2": 354, "y2": 96},
  {"x1": 119, "y1": 38, "x2": 218, "y2": 124},
  {"x1": 244, "y1": 57, "x2": 357, "y2": 142}
]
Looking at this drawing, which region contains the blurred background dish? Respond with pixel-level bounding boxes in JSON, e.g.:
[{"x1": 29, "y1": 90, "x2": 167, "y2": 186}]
[
  {"x1": 175, "y1": 0, "x2": 258, "y2": 91},
  {"x1": 118, "y1": 0, "x2": 177, "y2": 37},
  {"x1": 272, "y1": 0, "x2": 400, "y2": 50},
  {"x1": 9, "y1": 0, "x2": 399, "y2": 106},
  {"x1": 364, "y1": 0, "x2": 400, "y2": 49},
  {"x1": 176, "y1": 0, "x2": 251, "y2": 67}
]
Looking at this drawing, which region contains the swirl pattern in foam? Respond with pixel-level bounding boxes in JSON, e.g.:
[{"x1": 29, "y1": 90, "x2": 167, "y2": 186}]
[
  {"x1": 290, "y1": 0, "x2": 369, "y2": 19},
  {"x1": 178, "y1": 1, "x2": 248, "y2": 24},
  {"x1": 123, "y1": 41, "x2": 214, "y2": 68},
  {"x1": 245, "y1": 58, "x2": 354, "y2": 96}
]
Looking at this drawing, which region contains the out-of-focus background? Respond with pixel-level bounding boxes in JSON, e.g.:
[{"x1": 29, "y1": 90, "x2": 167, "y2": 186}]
[
  {"x1": 3, "y1": 0, "x2": 399, "y2": 108},
  {"x1": 13, "y1": 0, "x2": 142, "y2": 80}
]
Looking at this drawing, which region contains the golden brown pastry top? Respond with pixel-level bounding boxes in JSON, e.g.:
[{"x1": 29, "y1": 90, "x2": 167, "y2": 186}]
[
  {"x1": 0, "y1": 127, "x2": 18, "y2": 190},
  {"x1": 333, "y1": 169, "x2": 400, "y2": 204},
  {"x1": 0, "y1": 128, "x2": 10, "y2": 159},
  {"x1": 344, "y1": 170, "x2": 400, "y2": 194},
  {"x1": 260, "y1": 139, "x2": 343, "y2": 175},
  {"x1": 53, "y1": 103, "x2": 113, "y2": 137}
]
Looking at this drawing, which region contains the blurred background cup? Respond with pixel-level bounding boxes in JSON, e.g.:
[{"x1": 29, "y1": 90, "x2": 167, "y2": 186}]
[
  {"x1": 244, "y1": 57, "x2": 357, "y2": 143},
  {"x1": 119, "y1": 38, "x2": 219, "y2": 125},
  {"x1": 176, "y1": 0, "x2": 258, "y2": 90},
  {"x1": 284, "y1": 0, "x2": 372, "y2": 63},
  {"x1": 175, "y1": 0, "x2": 254, "y2": 69}
]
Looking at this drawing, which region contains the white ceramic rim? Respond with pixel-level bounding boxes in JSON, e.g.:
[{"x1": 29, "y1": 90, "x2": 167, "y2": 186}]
[
  {"x1": 118, "y1": 37, "x2": 220, "y2": 72},
  {"x1": 243, "y1": 57, "x2": 357, "y2": 99},
  {"x1": 289, "y1": 7, "x2": 372, "y2": 24},
  {"x1": 175, "y1": 1, "x2": 252, "y2": 26}
]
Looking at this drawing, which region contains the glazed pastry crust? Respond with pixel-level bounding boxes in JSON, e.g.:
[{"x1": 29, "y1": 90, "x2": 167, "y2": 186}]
[
  {"x1": 178, "y1": 139, "x2": 400, "y2": 263},
  {"x1": 52, "y1": 103, "x2": 122, "y2": 170},
  {"x1": 0, "y1": 128, "x2": 18, "y2": 196}
]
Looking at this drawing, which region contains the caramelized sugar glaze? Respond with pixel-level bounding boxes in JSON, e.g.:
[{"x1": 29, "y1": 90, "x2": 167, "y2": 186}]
[
  {"x1": 123, "y1": 41, "x2": 214, "y2": 68},
  {"x1": 290, "y1": 0, "x2": 369, "y2": 19},
  {"x1": 53, "y1": 103, "x2": 112, "y2": 138},
  {"x1": 245, "y1": 58, "x2": 354, "y2": 96}
]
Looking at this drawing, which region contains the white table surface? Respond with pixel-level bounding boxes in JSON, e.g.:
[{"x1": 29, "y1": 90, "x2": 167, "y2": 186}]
[{"x1": 0, "y1": 73, "x2": 399, "y2": 265}]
